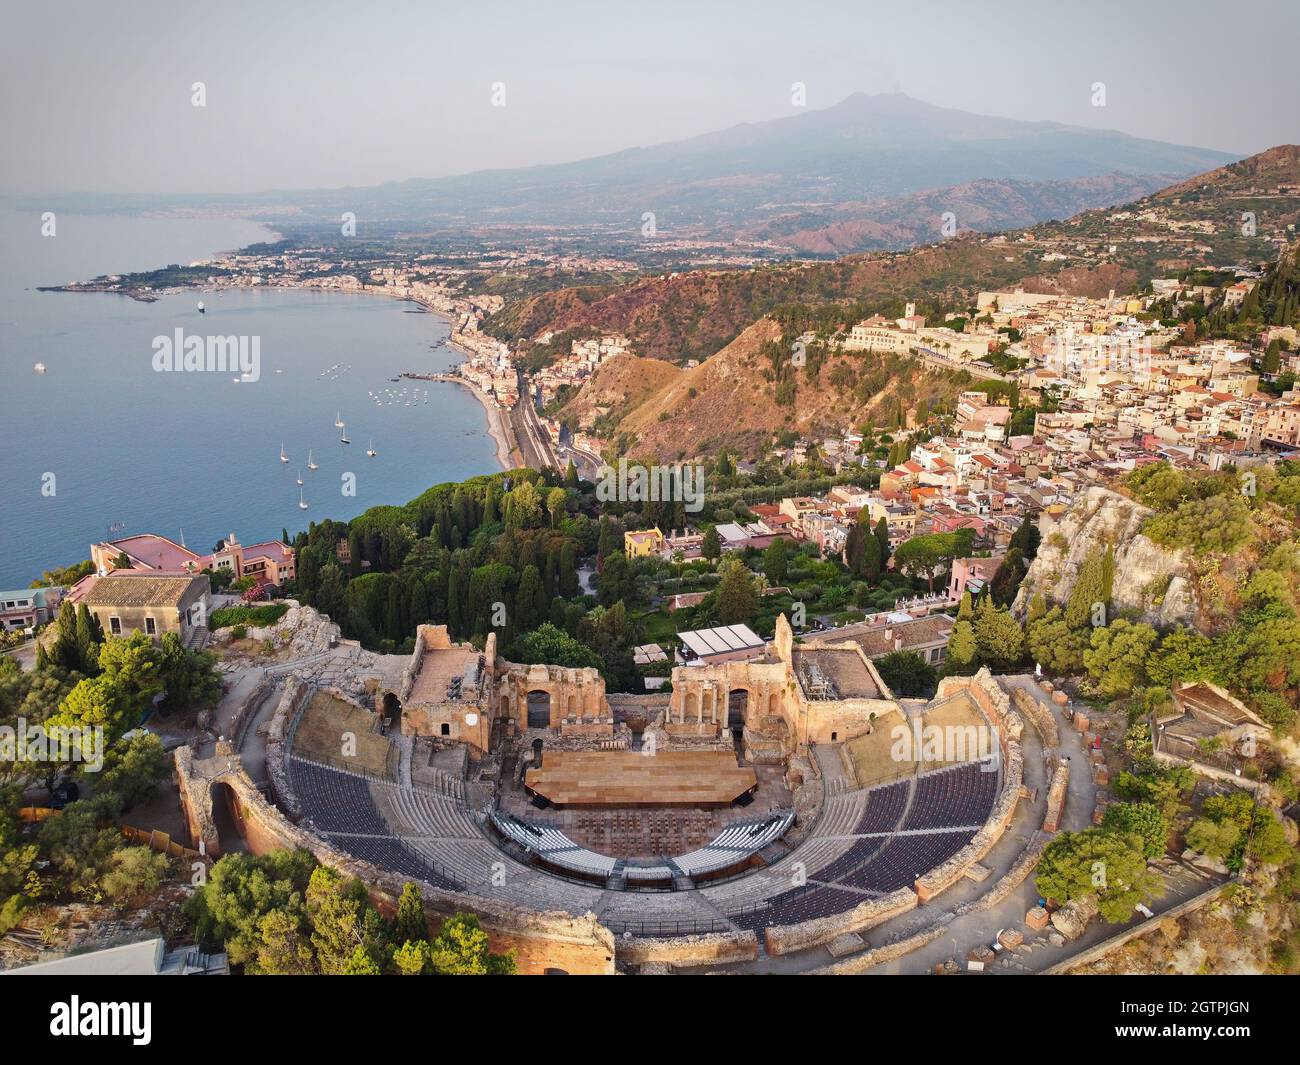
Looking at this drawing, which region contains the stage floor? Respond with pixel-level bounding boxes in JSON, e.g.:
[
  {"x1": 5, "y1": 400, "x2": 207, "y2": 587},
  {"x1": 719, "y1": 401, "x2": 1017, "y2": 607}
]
[{"x1": 525, "y1": 750, "x2": 757, "y2": 807}]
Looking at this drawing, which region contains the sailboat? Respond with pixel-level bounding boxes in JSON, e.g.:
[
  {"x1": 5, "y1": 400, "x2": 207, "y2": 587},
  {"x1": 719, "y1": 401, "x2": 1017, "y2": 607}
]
[
  {"x1": 334, "y1": 410, "x2": 344, "y2": 428},
  {"x1": 280, "y1": 443, "x2": 289, "y2": 463},
  {"x1": 366, "y1": 438, "x2": 377, "y2": 458},
  {"x1": 298, "y1": 486, "x2": 308, "y2": 510},
  {"x1": 296, "y1": 470, "x2": 304, "y2": 486},
  {"x1": 197, "y1": 300, "x2": 205, "y2": 314},
  {"x1": 339, "y1": 423, "x2": 351, "y2": 444}
]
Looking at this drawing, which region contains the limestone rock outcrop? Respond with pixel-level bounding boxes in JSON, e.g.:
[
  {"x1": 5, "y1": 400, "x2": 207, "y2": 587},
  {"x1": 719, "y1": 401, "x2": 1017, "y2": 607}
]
[{"x1": 1013, "y1": 486, "x2": 1196, "y2": 628}]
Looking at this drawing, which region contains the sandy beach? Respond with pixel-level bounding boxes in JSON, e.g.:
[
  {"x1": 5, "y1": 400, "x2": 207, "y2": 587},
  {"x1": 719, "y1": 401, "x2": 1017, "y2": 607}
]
[{"x1": 449, "y1": 374, "x2": 516, "y2": 472}]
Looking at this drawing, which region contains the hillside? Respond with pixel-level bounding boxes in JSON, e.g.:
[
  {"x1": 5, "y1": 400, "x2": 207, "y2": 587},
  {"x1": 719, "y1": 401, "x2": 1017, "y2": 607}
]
[
  {"x1": 561, "y1": 318, "x2": 968, "y2": 461},
  {"x1": 491, "y1": 237, "x2": 1044, "y2": 362},
  {"x1": 752, "y1": 172, "x2": 1176, "y2": 255},
  {"x1": 490, "y1": 146, "x2": 1300, "y2": 367}
]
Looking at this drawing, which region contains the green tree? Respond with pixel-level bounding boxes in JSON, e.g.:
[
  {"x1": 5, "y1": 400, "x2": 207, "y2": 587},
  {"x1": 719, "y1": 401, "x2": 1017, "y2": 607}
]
[
  {"x1": 1083, "y1": 620, "x2": 1158, "y2": 698},
  {"x1": 763, "y1": 538, "x2": 789, "y2": 585},
  {"x1": 516, "y1": 623, "x2": 604, "y2": 672},
  {"x1": 101, "y1": 846, "x2": 170, "y2": 902},
  {"x1": 1101, "y1": 801, "x2": 1168, "y2": 860},
  {"x1": 714, "y1": 559, "x2": 760, "y2": 625},
  {"x1": 972, "y1": 599, "x2": 1025, "y2": 669},
  {"x1": 875, "y1": 650, "x2": 937, "y2": 698},
  {"x1": 427, "y1": 913, "x2": 515, "y2": 975},
  {"x1": 99, "y1": 731, "x2": 170, "y2": 811},
  {"x1": 946, "y1": 619, "x2": 978, "y2": 674},
  {"x1": 1035, "y1": 828, "x2": 1164, "y2": 924},
  {"x1": 393, "y1": 939, "x2": 431, "y2": 975},
  {"x1": 1027, "y1": 606, "x2": 1089, "y2": 675},
  {"x1": 394, "y1": 882, "x2": 427, "y2": 946},
  {"x1": 701, "y1": 525, "x2": 721, "y2": 562}
]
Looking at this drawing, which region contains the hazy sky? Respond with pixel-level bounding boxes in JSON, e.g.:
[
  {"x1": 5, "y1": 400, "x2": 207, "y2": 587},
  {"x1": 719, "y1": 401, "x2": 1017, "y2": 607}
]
[{"x1": 3, "y1": 0, "x2": 1296, "y2": 196}]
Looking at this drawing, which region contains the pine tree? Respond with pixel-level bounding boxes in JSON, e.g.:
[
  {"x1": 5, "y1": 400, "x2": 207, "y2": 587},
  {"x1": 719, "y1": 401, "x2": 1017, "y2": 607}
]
[
  {"x1": 957, "y1": 590, "x2": 974, "y2": 621},
  {"x1": 701, "y1": 525, "x2": 721, "y2": 561},
  {"x1": 714, "y1": 560, "x2": 759, "y2": 625},
  {"x1": 874, "y1": 517, "x2": 891, "y2": 566}
]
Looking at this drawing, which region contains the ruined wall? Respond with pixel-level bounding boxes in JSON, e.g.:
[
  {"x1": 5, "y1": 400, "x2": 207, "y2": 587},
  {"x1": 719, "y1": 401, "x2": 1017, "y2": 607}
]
[
  {"x1": 498, "y1": 661, "x2": 611, "y2": 735},
  {"x1": 763, "y1": 887, "x2": 918, "y2": 956},
  {"x1": 616, "y1": 930, "x2": 759, "y2": 968},
  {"x1": 1010, "y1": 684, "x2": 1060, "y2": 748},
  {"x1": 1043, "y1": 758, "x2": 1070, "y2": 833},
  {"x1": 264, "y1": 678, "x2": 314, "y2": 821}
]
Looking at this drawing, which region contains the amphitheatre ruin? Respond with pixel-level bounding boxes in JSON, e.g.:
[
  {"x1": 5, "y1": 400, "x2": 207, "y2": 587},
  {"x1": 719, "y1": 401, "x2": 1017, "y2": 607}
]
[{"x1": 177, "y1": 611, "x2": 1073, "y2": 974}]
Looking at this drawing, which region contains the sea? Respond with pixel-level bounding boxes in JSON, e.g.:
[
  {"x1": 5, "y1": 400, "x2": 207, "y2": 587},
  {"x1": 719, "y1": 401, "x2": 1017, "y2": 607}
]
[{"x1": 0, "y1": 208, "x2": 500, "y2": 588}]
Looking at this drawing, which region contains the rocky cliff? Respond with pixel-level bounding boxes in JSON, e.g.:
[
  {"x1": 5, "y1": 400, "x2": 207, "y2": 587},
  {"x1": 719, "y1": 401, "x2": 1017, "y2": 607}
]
[{"x1": 1014, "y1": 486, "x2": 1197, "y2": 628}]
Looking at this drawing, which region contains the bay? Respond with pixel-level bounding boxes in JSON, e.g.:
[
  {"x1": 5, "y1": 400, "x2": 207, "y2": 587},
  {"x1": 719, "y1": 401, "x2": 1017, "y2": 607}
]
[{"x1": 0, "y1": 210, "x2": 499, "y2": 587}]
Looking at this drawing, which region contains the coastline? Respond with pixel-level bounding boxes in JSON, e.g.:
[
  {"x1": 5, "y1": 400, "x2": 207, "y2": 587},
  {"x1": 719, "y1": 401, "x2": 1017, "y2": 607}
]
[
  {"x1": 441, "y1": 372, "x2": 516, "y2": 472},
  {"x1": 80, "y1": 275, "x2": 521, "y2": 474}
]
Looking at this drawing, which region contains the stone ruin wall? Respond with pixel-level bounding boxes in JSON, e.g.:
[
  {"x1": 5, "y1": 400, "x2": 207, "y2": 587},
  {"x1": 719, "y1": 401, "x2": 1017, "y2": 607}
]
[
  {"x1": 263, "y1": 678, "x2": 314, "y2": 821},
  {"x1": 616, "y1": 929, "x2": 759, "y2": 969},
  {"x1": 1010, "y1": 683, "x2": 1061, "y2": 748},
  {"x1": 764, "y1": 887, "x2": 919, "y2": 956}
]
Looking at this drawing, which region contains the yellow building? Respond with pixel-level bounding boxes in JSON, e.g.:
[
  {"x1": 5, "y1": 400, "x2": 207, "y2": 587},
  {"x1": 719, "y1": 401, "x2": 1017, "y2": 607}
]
[{"x1": 624, "y1": 528, "x2": 665, "y2": 558}]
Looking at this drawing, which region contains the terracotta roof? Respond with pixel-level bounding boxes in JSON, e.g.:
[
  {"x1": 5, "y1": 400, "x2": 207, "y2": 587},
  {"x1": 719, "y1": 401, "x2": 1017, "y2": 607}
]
[{"x1": 83, "y1": 572, "x2": 207, "y2": 608}]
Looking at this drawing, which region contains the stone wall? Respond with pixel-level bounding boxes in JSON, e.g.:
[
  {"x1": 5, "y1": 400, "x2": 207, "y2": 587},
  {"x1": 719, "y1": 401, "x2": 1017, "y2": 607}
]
[
  {"x1": 810, "y1": 922, "x2": 950, "y2": 975},
  {"x1": 1043, "y1": 758, "x2": 1069, "y2": 833},
  {"x1": 227, "y1": 673, "x2": 274, "y2": 752},
  {"x1": 763, "y1": 887, "x2": 918, "y2": 956},
  {"x1": 616, "y1": 930, "x2": 759, "y2": 969},
  {"x1": 1010, "y1": 684, "x2": 1060, "y2": 748},
  {"x1": 264, "y1": 678, "x2": 314, "y2": 821}
]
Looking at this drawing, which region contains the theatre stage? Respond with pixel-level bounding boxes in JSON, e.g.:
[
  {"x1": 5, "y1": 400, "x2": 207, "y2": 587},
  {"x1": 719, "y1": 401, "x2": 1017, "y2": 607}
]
[{"x1": 525, "y1": 750, "x2": 757, "y2": 807}]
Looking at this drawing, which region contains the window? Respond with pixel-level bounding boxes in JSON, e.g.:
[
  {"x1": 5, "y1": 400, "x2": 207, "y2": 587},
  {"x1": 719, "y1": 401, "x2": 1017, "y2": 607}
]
[
  {"x1": 145, "y1": 617, "x2": 156, "y2": 635},
  {"x1": 440, "y1": 723, "x2": 450, "y2": 736},
  {"x1": 110, "y1": 616, "x2": 121, "y2": 635}
]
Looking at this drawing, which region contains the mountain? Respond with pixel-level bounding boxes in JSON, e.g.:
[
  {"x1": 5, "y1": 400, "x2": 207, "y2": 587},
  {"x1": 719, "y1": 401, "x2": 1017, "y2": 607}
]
[
  {"x1": 34, "y1": 93, "x2": 1230, "y2": 247},
  {"x1": 362, "y1": 93, "x2": 1233, "y2": 232}
]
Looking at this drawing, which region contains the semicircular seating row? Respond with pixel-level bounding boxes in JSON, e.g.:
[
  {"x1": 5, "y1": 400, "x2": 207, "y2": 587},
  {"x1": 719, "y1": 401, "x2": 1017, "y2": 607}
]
[{"x1": 286, "y1": 754, "x2": 999, "y2": 934}]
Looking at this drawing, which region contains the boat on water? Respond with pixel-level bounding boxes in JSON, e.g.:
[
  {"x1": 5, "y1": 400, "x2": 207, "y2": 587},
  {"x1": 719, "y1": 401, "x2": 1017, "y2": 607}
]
[
  {"x1": 297, "y1": 470, "x2": 304, "y2": 486},
  {"x1": 366, "y1": 438, "x2": 377, "y2": 457},
  {"x1": 33, "y1": 362, "x2": 45, "y2": 374},
  {"x1": 307, "y1": 449, "x2": 318, "y2": 470},
  {"x1": 197, "y1": 300, "x2": 205, "y2": 314},
  {"x1": 340, "y1": 424, "x2": 351, "y2": 444},
  {"x1": 298, "y1": 486, "x2": 308, "y2": 510},
  {"x1": 280, "y1": 443, "x2": 289, "y2": 463},
  {"x1": 334, "y1": 410, "x2": 344, "y2": 428}
]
